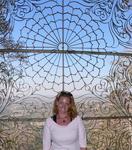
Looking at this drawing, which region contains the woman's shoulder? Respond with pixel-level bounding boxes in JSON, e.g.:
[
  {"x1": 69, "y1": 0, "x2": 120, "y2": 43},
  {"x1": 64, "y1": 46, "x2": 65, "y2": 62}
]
[
  {"x1": 75, "y1": 115, "x2": 84, "y2": 123},
  {"x1": 44, "y1": 116, "x2": 53, "y2": 126},
  {"x1": 76, "y1": 115, "x2": 83, "y2": 120},
  {"x1": 72, "y1": 115, "x2": 83, "y2": 123}
]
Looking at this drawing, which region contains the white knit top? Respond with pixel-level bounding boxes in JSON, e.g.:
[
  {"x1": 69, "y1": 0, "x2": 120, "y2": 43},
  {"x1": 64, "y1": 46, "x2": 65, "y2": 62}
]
[{"x1": 43, "y1": 115, "x2": 87, "y2": 150}]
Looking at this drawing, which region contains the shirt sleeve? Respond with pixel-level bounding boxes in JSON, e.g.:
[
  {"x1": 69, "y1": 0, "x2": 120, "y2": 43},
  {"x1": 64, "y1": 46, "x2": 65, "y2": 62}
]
[
  {"x1": 78, "y1": 116, "x2": 87, "y2": 148},
  {"x1": 43, "y1": 118, "x2": 51, "y2": 150}
]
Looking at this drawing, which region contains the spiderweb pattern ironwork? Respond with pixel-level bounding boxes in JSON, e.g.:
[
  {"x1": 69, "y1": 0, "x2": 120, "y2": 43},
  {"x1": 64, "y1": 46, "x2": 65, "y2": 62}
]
[
  {"x1": 14, "y1": 0, "x2": 107, "y2": 92},
  {"x1": 0, "y1": 0, "x2": 131, "y2": 95}
]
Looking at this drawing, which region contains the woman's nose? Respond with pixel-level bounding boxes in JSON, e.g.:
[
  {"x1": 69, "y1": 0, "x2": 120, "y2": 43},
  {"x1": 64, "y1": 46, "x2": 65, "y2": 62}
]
[{"x1": 62, "y1": 104, "x2": 66, "y2": 108}]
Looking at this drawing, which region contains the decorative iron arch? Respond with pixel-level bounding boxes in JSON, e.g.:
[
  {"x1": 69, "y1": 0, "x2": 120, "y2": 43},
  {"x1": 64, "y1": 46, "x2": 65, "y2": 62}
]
[{"x1": 1, "y1": 0, "x2": 132, "y2": 94}]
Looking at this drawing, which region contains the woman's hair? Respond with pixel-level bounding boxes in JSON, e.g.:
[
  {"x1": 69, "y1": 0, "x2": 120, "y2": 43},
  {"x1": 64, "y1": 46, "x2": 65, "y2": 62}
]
[{"x1": 52, "y1": 91, "x2": 78, "y2": 119}]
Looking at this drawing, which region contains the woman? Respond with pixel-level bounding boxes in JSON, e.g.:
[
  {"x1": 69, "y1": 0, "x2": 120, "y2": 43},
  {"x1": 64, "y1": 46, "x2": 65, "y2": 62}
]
[{"x1": 43, "y1": 91, "x2": 87, "y2": 150}]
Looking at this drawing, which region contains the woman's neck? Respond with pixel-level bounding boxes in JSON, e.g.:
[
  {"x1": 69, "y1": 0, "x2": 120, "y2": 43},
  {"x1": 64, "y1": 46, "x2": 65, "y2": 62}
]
[{"x1": 56, "y1": 113, "x2": 71, "y2": 125}]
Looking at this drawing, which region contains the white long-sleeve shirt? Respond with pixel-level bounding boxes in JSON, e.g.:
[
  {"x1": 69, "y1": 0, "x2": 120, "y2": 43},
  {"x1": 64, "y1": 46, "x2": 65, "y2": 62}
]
[{"x1": 43, "y1": 115, "x2": 87, "y2": 150}]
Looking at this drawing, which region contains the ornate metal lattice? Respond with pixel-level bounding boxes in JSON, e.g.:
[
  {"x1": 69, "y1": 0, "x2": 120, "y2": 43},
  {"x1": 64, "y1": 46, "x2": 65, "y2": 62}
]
[{"x1": 0, "y1": 0, "x2": 132, "y2": 150}]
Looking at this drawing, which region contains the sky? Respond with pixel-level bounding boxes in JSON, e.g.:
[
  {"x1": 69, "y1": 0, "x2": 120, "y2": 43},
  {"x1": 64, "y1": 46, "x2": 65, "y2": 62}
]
[{"x1": 0, "y1": 0, "x2": 132, "y2": 98}]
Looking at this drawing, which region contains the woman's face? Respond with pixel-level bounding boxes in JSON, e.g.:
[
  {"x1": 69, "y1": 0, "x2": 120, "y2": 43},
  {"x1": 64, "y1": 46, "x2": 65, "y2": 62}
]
[{"x1": 57, "y1": 96, "x2": 71, "y2": 114}]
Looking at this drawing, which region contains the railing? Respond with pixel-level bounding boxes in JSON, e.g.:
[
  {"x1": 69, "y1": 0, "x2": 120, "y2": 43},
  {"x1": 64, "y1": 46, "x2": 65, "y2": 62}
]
[{"x1": 0, "y1": 115, "x2": 132, "y2": 150}]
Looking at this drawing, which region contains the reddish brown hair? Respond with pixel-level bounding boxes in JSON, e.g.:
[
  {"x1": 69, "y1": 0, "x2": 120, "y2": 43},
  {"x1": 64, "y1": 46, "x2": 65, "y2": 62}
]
[{"x1": 53, "y1": 91, "x2": 78, "y2": 119}]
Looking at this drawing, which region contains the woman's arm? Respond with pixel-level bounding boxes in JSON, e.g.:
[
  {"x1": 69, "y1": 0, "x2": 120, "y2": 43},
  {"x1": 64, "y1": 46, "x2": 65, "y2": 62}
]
[
  {"x1": 78, "y1": 116, "x2": 87, "y2": 150},
  {"x1": 43, "y1": 118, "x2": 51, "y2": 150}
]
